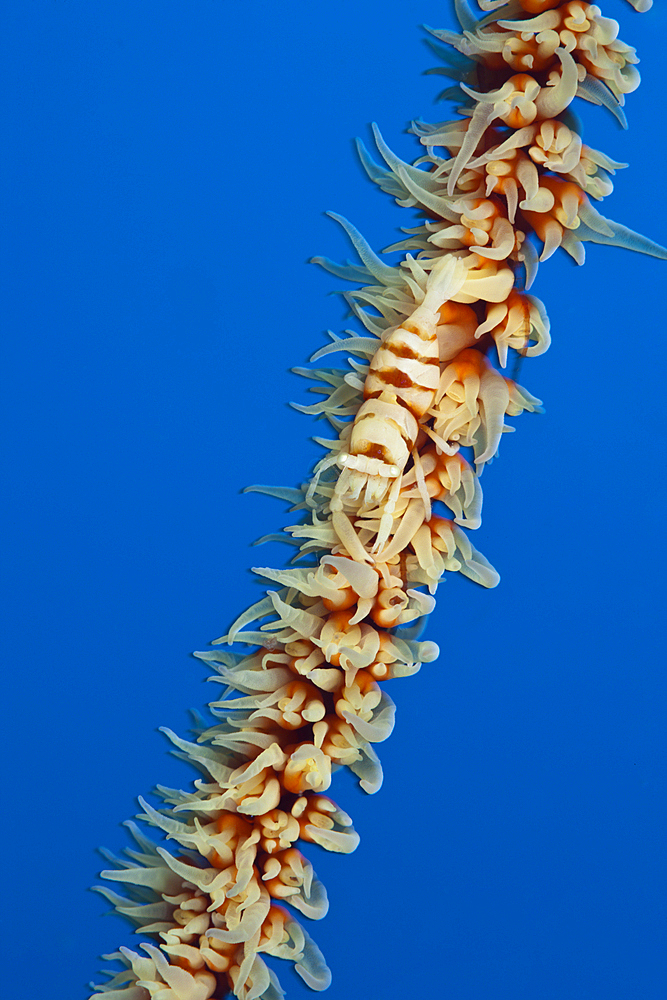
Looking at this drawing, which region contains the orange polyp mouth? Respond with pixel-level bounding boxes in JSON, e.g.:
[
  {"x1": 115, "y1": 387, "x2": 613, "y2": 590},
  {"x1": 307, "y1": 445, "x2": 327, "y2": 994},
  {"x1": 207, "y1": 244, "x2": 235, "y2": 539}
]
[{"x1": 520, "y1": 0, "x2": 562, "y2": 12}]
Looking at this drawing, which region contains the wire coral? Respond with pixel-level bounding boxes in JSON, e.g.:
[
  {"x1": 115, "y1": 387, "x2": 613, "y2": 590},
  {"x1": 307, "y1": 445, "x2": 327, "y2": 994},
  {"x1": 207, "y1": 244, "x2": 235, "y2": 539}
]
[{"x1": 89, "y1": 2, "x2": 664, "y2": 999}]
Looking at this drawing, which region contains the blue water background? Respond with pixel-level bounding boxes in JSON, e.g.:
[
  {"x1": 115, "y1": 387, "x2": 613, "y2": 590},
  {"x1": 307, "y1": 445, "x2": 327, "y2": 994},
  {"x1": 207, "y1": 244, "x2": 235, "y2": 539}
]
[{"x1": 2, "y1": 2, "x2": 666, "y2": 998}]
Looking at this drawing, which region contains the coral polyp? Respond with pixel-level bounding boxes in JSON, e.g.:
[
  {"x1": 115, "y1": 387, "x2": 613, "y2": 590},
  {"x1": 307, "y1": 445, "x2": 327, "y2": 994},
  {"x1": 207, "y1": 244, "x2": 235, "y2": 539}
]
[{"x1": 89, "y1": 3, "x2": 664, "y2": 999}]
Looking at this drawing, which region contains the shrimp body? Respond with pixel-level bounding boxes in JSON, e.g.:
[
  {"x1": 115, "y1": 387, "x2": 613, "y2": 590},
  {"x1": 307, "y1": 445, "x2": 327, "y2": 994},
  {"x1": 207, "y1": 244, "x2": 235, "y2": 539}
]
[{"x1": 333, "y1": 257, "x2": 468, "y2": 553}]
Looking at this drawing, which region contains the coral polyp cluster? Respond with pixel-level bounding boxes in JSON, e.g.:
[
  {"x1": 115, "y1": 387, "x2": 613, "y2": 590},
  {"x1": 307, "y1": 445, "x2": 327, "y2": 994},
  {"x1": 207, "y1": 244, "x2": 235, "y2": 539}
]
[{"x1": 90, "y1": 2, "x2": 663, "y2": 999}]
